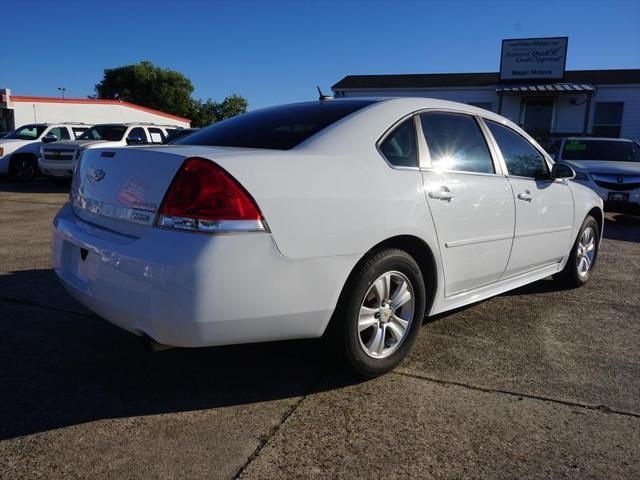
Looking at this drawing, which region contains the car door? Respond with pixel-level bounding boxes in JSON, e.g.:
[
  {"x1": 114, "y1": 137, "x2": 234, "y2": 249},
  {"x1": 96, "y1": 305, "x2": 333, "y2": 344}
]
[
  {"x1": 484, "y1": 120, "x2": 574, "y2": 277},
  {"x1": 419, "y1": 111, "x2": 515, "y2": 296}
]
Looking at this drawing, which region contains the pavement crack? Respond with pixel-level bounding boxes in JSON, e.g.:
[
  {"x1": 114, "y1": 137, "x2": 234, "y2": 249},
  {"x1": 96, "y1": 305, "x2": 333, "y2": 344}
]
[
  {"x1": 232, "y1": 368, "x2": 328, "y2": 479},
  {"x1": 394, "y1": 370, "x2": 640, "y2": 419}
]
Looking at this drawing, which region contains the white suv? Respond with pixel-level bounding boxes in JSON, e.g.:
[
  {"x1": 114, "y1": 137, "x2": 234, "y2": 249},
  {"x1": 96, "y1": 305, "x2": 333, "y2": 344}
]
[
  {"x1": 39, "y1": 123, "x2": 174, "y2": 180},
  {"x1": 0, "y1": 123, "x2": 90, "y2": 181}
]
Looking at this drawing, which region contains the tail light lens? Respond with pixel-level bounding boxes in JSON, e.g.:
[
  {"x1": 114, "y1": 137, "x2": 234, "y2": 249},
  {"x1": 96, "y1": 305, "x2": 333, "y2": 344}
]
[{"x1": 156, "y1": 157, "x2": 267, "y2": 233}]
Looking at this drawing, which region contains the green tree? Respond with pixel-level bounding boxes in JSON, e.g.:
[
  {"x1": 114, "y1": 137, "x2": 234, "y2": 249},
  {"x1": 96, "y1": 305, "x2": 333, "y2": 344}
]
[
  {"x1": 94, "y1": 61, "x2": 249, "y2": 127},
  {"x1": 188, "y1": 94, "x2": 248, "y2": 128}
]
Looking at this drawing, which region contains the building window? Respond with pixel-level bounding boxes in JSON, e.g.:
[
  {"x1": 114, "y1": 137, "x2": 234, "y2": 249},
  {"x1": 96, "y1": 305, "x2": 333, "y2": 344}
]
[
  {"x1": 468, "y1": 102, "x2": 493, "y2": 112},
  {"x1": 592, "y1": 102, "x2": 623, "y2": 138}
]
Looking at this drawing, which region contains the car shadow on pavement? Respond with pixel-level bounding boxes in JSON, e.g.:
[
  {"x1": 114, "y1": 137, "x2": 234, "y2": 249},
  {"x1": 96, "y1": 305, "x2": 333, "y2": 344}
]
[
  {"x1": 0, "y1": 177, "x2": 70, "y2": 194},
  {"x1": 603, "y1": 213, "x2": 640, "y2": 243},
  {"x1": 0, "y1": 268, "x2": 359, "y2": 441}
]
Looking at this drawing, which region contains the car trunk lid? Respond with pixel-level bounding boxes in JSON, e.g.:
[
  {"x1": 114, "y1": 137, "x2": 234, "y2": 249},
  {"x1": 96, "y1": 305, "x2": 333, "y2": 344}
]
[{"x1": 71, "y1": 147, "x2": 191, "y2": 237}]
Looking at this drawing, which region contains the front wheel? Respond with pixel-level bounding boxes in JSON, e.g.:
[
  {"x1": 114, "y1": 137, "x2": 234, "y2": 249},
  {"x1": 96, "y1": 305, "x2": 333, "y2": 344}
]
[
  {"x1": 555, "y1": 215, "x2": 600, "y2": 287},
  {"x1": 332, "y1": 248, "x2": 426, "y2": 378},
  {"x1": 10, "y1": 156, "x2": 38, "y2": 182}
]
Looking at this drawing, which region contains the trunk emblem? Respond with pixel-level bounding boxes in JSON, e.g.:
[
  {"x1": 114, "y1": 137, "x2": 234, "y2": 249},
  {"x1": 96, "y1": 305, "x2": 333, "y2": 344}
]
[
  {"x1": 617, "y1": 175, "x2": 624, "y2": 183},
  {"x1": 91, "y1": 169, "x2": 106, "y2": 182}
]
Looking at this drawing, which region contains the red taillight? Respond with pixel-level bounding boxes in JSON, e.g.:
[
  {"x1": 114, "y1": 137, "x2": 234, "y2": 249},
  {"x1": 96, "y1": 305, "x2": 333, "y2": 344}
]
[{"x1": 156, "y1": 157, "x2": 266, "y2": 233}]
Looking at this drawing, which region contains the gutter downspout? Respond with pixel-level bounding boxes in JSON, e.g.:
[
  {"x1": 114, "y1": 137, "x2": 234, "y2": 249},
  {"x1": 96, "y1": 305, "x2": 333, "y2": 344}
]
[{"x1": 582, "y1": 92, "x2": 594, "y2": 135}]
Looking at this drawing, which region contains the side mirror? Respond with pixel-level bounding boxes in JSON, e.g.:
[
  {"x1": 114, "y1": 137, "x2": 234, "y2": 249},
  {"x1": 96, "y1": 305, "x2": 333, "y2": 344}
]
[
  {"x1": 42, "y1": 133, "x2": 58, "y2": 143},
  {"x1": 126, "y1": 135, "x2": 145, "y2": 145},
  {"x1": 551, "y1": 163, "x2": 575, "y2": 180}
]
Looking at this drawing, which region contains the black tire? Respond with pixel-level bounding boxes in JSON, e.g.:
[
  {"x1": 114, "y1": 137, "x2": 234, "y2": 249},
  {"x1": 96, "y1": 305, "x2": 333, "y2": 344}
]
[
  {"x1": 330, "y1": 248, "x2": 426, "y2": 378},
  {"x1": 9, "y1": 155, "x2": 38, "y2": 182},
  {"x1": 555, "y1": 215, "x2": 600, "y2": 288}
]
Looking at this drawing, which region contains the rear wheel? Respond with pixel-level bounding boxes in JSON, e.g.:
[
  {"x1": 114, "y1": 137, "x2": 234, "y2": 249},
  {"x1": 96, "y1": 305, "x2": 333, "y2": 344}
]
[
  {"x1": 555, "y1": 215, "x2": 599, "y2": 287},
  {"x1": 10, "y1": 155, "x2": 38, "y2": 182},
  {"x1": 332, "y1": 248, "x2": 426, "y2": 377}
]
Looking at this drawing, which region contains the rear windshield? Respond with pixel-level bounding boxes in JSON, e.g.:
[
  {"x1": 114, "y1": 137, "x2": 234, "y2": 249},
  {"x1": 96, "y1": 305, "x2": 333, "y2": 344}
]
[
  {"x1": 562, "y1": 139, "x2": 640, "y2": 162},
  {"x1": 80, "y1": 125, "x2": 128, "y2": 142},
  {"x1": 174, "y1": 100, "x2": 377, "y2": 150}
]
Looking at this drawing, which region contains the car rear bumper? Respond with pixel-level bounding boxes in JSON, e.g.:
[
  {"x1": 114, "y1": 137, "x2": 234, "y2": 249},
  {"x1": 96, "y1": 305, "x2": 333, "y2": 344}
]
[
  {"x1": 38, "y1": 158, "x2": 75, "y2": 177},
  {"x1": 52, "y1": 203, "x2": 354, "y2": 347}
]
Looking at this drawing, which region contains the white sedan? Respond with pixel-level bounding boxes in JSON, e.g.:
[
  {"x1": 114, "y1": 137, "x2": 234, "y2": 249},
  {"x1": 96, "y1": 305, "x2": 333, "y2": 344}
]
[{"x1": 52, "y1": 98, "x2": 603, "y2": 377}]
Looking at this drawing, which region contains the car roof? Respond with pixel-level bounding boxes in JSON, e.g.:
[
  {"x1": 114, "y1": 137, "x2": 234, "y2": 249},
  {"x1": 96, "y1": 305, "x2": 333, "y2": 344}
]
[{"x1": 293, "y1": 97, "x2": 538, "y2": 154}]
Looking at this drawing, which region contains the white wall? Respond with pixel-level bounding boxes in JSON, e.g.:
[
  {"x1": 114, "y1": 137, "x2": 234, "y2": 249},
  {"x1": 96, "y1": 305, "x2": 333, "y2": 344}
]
[
  {"x1": 11, "y1": 101, "x2": 190, "y2": 128},
  {"x1": 554, "y1": 96, "x2": 587, "y2": 133},
  {"x1": 589, "y1": 85, "x2": 640, "y2": 141}
]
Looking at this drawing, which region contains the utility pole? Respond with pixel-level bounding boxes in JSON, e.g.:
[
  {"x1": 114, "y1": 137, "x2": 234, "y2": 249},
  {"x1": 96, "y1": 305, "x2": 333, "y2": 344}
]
[{"x1": 57, "y1": 87, "x2": 66, "y2": 99}]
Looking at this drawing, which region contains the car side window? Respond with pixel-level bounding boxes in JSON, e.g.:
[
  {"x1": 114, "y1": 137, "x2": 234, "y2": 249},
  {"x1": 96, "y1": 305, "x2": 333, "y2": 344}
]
[
  {"x1": 486, "y1": 121, "x2": 549, "y2": 178},
  {"x1": 72, "y1": 127, "x2": 88, "y2": 139},
  {"x1": 379, "y1": 118, "x2": 418, "y2": 168},
  {"x1": 148, "y1": 127, "x2": 165, "y2": 144},
  {"x1": 48, "y1": 127, "x2": 70, "y2": 140},
  {"x1": 419, "y1": 112, "x2": 494, "y2": 174},
  {"x1": 128, "y1": 127, "x2": 148, "y2": 143}
]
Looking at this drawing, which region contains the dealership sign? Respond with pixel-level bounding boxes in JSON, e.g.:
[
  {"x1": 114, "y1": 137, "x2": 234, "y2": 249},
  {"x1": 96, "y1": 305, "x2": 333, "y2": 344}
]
[{"x1": 500, "y1": 37, "x2": 568, "y2": 81}]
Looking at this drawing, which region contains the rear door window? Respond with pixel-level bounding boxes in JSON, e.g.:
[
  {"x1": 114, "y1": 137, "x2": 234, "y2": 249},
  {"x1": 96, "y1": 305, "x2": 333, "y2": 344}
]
[
  {"x1": 128, "y1": 127, "x2": 148, "y2": 143},
  {"x1": 486, "y1": 120, "x2": 548, "y2": 178},
  {"x1": 47, "y1": 127, "x2": 70, "y2": 140},
  {"x1": 72, "y1": 127, "x2": 89, "y2": 139},
  {"x1": 379, "y1": 118, "x2": 418, "y2": 167},
  {"x1": 419, "y1": 112, "x2": 494, "y2": 174},
  {"x1": 148, "y1": 128, "x2": 165, "y2": 144}
]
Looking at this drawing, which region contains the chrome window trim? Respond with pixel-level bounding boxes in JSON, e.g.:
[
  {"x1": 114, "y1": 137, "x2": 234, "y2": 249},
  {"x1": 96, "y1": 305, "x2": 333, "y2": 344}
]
[{"x1": 415, "y1": 108, "x2": 504, "y2": 177}]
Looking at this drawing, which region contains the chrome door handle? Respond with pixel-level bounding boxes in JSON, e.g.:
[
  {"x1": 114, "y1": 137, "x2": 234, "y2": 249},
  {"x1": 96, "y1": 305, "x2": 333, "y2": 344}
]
[
  {"x1": 517, "y1": 191, "x2": 533, "y2": 202},
  {"x1": 428, "y1": 186, "x2": 454, "y2": 201}
]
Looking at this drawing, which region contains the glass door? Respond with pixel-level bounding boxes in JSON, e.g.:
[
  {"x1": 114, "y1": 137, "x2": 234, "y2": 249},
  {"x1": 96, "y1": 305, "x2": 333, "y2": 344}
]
[{"x1": 521, "y1": 98, "x2": 554, "y2": 143}]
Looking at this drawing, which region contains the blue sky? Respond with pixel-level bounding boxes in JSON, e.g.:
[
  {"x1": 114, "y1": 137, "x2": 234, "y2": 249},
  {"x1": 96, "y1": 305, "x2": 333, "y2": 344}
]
[{"x1": 1, "y1": 0, "x2": 639, "y2": 110}]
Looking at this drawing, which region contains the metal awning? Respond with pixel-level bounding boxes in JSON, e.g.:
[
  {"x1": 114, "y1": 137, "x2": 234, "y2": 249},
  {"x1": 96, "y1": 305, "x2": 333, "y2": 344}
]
[{"x1": 496, "y1": 83, "x2": 596, "y2": 94}]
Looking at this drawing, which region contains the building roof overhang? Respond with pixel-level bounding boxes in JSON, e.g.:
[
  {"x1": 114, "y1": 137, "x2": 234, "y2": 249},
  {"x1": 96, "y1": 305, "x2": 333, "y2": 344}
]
[
  {"x1": 332, "y1": 69, "x2": 640, "y2": 91},
  {"x1": 495, "y1": 83, "x2": 596, "y2": 94}
]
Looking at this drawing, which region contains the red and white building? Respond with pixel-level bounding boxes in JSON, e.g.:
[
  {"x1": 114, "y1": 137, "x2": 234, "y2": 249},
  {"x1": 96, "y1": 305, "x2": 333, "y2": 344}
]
[{"x1": 0, "y1": 88, "x2": 190, "y2": 132}]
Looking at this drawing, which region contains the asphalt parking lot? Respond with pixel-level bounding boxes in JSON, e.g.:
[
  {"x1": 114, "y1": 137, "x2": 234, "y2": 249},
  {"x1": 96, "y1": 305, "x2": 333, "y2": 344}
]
[{"x1": 0, "y1": 180, "x2": 639, "y2": 479}]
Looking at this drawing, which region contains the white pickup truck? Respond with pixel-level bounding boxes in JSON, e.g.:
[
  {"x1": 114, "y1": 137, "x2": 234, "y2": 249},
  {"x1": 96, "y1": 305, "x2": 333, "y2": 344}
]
[
  {"x1": 0, "y1": 123, "x2": 90, "y2": 181},
  {"x1": 39, "y1": 123, "x2": 174, "y2": 180}
]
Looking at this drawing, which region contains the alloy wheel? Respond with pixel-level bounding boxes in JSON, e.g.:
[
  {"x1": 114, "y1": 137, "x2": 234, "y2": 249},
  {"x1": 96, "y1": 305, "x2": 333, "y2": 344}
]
[
  {"x1": 357, "y1": 271, "x2": 415, "y2": 359},
  {"x1": 576, "y1": 226, "x2": 596, "y2": 277}
]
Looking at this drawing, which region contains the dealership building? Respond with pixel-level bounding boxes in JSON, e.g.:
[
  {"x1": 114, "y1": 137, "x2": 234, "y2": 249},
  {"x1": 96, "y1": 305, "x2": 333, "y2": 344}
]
[
  {"x1": 332, "y1": 38, "x2": 640, "y2": 144},
  {"x1": 0, "y1": 88, "x2": 190, "y2": 132}
]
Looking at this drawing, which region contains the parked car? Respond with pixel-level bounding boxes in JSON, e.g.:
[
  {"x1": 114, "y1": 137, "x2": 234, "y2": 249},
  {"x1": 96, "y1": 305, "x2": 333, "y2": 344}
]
[
  {"x1": 548, "y1": 137, "x2": 640, "y2": 213},
  {"x1": 52, "y1": 98, "x2": 603, "y2": 377},
  {"x1": 163, "y1": 127, "x2": 200, "y2": 144},
  {"x1": 39, "y1": 123, "x2": 175, "y2": 180},
  {"x1": 0, "y1": 123, "x2": 89, "y2": 181}
]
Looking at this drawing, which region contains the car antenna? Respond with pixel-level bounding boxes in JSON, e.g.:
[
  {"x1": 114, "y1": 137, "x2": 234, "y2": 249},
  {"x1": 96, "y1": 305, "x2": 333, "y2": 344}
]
[{"x1": 317, "y1": 86, "x2": 333, "y2": 101}]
